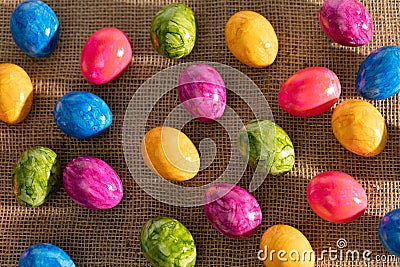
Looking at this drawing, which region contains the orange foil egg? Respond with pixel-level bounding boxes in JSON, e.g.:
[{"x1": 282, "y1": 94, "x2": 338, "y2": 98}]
[
  {"x1": 259, "y1": 224, "x2": 315, "y2": 267},
  {"x1": 141, "y1": 126, "x2": 200, "y2": 181},
  {"x1": 225, "y1": 11, "x2": 278, "y2": 68},
  {"x1": 331, "y1": 99, "x2": 387, "y2": 156},
  {"x1": 0, "y1": 63, "x2": 33, "y2": 124}
]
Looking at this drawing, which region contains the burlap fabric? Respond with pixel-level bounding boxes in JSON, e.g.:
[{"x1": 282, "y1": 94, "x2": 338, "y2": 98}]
[{"x1": 1, "y1": 0, "x2": 399, "y2": 266}]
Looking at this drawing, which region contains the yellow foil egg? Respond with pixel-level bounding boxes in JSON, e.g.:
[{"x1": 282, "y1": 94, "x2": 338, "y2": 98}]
[
  {"x1": 259, "y1": 224, "x2": 315, "y2": 267},
  {"x1": 332, "y1": 99, "x2": 387, "y2": 157},
  {"x1": 141, "y1": 126, "x2": 200, "y2": 181},
  {"x1": 0, "y1": 63, "x2": 33, "y2": 124},
  {"x1": 225, "y1": 10, "x2": 278, "y2": 68}
]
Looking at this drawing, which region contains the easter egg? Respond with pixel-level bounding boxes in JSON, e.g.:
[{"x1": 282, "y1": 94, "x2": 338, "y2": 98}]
[
  {"x1": 10, "y1": 0, "x2": 59, "y2": 57},
  {"x1": 63, "y1": 156, "x2": 123, "y2": 210},
  {"x1": 278, "y1": 67, "x2": 341, "y2": 117},
  {"x1": 53, "y1": 91, "x2": 112, "y2": 139},
  {"x1": 150, "y1": 3, "x2": 196, "y2": 59},
  {"x1": 80, "y1": 28, "x2": 132, "y2": 85},
  {"x1": 12, "y1": 147, "x2": 61, "y2": 208},
  {"x1": 307, "y1": 171, "x2": 367, "y2": 223},
  {"x1": 319, "y1": 0, "x2": 374, "y2": 47},
  {"x1": 204, "y1": 184, "x2": 262, "y2": 238},
  {"x1": 19, "y1": 243, "x2": 75, "y2": 267},
  {"x1": 0, "y1": 63, "x2": 33, "y2": 124},
  {"x1": 356, "y1": 46, "x2": 400, "y2": 100},
  {"x1": 141, "y1": 217, "x2": 196, "y2": 267},
  {"x1": 238, "y1": 120, "x2": 295, "y2": 175},
  {"x1": 332, "y1": 99, "x2": 387, "y2": 156},
  {"x1": 177, "y1": 64, "x2": 226, "y2": 122},
  {"x1": 379, "y1": 208, "x2": 400, "y2": 257},
  {"x1": 259, "y1": 225, "x2": 314, "y2": 267},
  {"x1": 141, "y1": 126, "x2": 200, "y2": 181},
  {"x1": 225, "y1": 11, "x2": 278, "y2": 68}
]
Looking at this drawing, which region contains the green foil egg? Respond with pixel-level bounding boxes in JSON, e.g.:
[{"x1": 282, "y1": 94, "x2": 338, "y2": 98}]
[
  {"x1": 12, "y1": 147, "x2": 61, "y2": 208},
  {"x1": 150, "y1": 3, "x2": 196, "y2": 59},
  {"x1": 238, "y1": 119, "x2": 295, "y2": 175},
  {"x1": 140, "y1": 217, "x2": 196, "y2": 267}
]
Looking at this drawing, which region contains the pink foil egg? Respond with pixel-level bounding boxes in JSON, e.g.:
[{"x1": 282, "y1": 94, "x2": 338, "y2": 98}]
[
  {"x1": 63, "y1": 156, "x2": 123, "y2": 210},
  {"x1": 307, "y1": 171, "x2": 367, "y2": 223},
  {"x1": 204, "y1": 184, "x2": 262, "y2": 238},
  {"x1": 319, "y1": 0, "x2": 374, "y2": 47},
  {"x1": 178, "y1": 64, "x2": 226, "y2": 123},
  {"x1": 80, "y1": 28, "x2": 132, "y2": 85},
  {"x1": 278, "y1": 67, "x2": 341, "y2": 117}
]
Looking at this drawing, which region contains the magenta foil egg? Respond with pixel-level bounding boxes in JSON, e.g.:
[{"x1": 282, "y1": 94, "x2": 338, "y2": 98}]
[
  {"x1": 319, "y1": 0, "x2": 374, "y2": 47},
  {"x1": 178, "y1": 64, "x2": 226, "y2": 123},
  {"x1": 204, "y1": 184, "x2": 262, "y2": 238},
  {"x1": 63, "y1": 156, "x2": 123, "y2": 210}
]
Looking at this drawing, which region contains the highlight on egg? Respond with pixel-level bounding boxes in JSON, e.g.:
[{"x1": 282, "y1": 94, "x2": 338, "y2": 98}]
[
  {"x1": 225, "y1": 10, "x2": 278, "y2": 68},
  {"x1": 204, "y1": 184, "x2": 262, "y2": 238},
  {"x1": 141, "y1": 126, "x2": 200, "y2": 181},
  {"x1": 0, "y1": 63, "x2": 33, "y2": 124},
  {"x1": 177, "y1": 64, "x2": 226, "y2": 122},
  {"x1": 307, "y1": 171, "x2": 367, "y2": 223}
]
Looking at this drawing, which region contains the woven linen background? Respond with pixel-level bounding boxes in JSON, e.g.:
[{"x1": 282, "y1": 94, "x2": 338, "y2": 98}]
[{"x1": 1, "y1": 0, "x2": 400, "y2": 266}]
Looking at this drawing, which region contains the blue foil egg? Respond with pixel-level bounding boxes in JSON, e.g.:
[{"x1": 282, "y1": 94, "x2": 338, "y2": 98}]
[
  {"x1": 19, "y1": 243, "x2": 75, "y2": 267},
  {"x1": 54, "y1": 91, "x2": 112, "y2": 139},
  {"x1": 10, "y1": 0, "x2": 59, "y2": 58},
  {"x1": 356, "y1": 46, "x2": 400, "y2": 100},
  {"x1": 379, "y1": 208, "x2": 400, "y2": 257}
]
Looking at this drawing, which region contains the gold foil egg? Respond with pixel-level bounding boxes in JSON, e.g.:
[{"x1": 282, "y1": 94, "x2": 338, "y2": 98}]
[
  {"x1": 225, "y1": 10, "x2": 278, "y2": 68},
  {"x1": 141, "y1": 126, "x2": 200, "y2": 181},
  {"x1": 331, "y1": 99, "x2": 387, "y2": 157},
  {"x1": 0, "y1": 63, "x2": 33, "y2": 124},
  {"x1": 259, "y1": 224, "x2": 315, "y2": 267}
]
